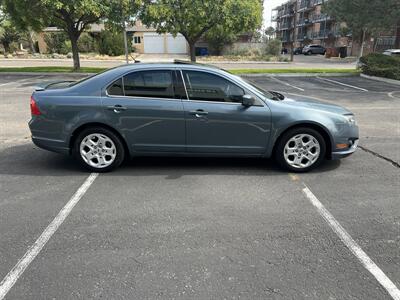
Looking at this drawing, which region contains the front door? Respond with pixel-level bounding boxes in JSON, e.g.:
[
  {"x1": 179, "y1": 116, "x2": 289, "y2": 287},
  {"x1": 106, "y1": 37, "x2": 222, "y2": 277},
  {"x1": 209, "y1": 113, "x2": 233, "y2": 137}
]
[
  {"x1": 102, "y1": 69, "x2": 185, "y2": 153},
  {"x1": 181, "y1": 70, "x2": 271, "y2": 155}
]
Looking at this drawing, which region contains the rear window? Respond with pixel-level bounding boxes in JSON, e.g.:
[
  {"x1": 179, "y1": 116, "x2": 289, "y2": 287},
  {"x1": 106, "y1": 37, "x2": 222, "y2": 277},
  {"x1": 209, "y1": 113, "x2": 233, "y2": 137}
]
[
  {"x1": 107, "y1": 70, "x2": 174, "y2": 98},
  {"x1": 124, "y1": 70, "x2": 174, "y2": 98}
]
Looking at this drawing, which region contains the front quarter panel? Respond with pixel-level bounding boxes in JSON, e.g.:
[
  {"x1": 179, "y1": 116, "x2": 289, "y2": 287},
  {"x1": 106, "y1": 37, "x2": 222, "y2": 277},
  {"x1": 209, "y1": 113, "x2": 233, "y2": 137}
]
[{"x1": 265, "y1": 100, "x2": 351, "y2": 157}]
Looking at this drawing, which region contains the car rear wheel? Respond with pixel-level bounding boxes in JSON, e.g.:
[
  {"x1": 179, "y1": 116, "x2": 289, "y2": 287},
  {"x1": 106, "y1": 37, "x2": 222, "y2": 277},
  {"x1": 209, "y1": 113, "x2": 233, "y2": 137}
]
[
  {"x1": 275, "y1": 127, "x2": 326, "y2": 172},
  {"x1": 73, "y1": 127, "x2": 125, "y2": 172}
]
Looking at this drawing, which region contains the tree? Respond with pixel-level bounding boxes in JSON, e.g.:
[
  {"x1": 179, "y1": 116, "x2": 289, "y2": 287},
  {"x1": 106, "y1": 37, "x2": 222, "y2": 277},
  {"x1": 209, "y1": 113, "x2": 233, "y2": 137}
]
[
  {"x1": 140, "y1": 0, "x2": 262, "y2": 61},
  {"x1": 323, "y1": 0, "x2": 400, "y2": 57},
  {"x1": 2, "y1": 0, "x2": 119, "y2": 70},
  {"x1": 0, "y1": 20, "x2": 20, "y2": 53},
  {"x1": 264, "y1": 26, "x2": 275, "y2": 40},
  {"x1": 204, "y1": 25, "x2": 237, "y2": 55}
]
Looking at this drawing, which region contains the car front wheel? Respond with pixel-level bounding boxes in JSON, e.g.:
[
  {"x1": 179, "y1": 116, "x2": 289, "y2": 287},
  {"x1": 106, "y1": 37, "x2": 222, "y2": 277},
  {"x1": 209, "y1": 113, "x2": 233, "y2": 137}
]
[
  {"x1": 73, "y1": 127, "x2": 125, "y2": 172},
  {"x1": 275, "y1": 127, "x2": 326, "y2": 172}
]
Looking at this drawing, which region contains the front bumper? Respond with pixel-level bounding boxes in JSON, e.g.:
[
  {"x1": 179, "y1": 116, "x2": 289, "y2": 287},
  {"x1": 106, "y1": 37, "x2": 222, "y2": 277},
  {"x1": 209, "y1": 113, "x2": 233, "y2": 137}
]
[{"x1": 331, "y1": 139, "x2": 359, "y2": 160}]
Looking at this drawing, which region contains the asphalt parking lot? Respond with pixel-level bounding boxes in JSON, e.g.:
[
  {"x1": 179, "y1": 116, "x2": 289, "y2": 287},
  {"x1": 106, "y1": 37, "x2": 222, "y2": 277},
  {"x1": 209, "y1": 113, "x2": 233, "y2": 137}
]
[{"x1": 0, "y1": 73, "x2": 399, "y2": 299}]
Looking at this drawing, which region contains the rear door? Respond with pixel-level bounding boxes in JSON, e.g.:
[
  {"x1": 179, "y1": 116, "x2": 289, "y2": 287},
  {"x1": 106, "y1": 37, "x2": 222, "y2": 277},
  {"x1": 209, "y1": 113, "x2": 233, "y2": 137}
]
[
  {"x1": 180, "y1": 69, "x2": 271, "y2": 155},
  {"x1": 102, "y1": 69, "x2": 186, "y2": 153}
]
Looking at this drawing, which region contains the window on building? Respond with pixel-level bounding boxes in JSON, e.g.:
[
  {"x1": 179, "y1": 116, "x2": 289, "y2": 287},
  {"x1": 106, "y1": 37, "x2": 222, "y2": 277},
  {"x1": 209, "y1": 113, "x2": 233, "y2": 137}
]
[{"x1": 134, "y1": 36, "x2": 141, "y2": 44}]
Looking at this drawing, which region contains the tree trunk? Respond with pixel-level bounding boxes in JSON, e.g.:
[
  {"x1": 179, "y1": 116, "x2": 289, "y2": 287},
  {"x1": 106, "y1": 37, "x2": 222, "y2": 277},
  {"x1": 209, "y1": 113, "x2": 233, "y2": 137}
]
[
  {"x1": 359, "y1": 28, "x2": 366, "y2": 59},
  {"x1": 395, "y1": 21, "x2": 400, "y2": 49},
  {"x1": 28, "y1": 31, "x2": 36, "y2": 54},
  {"x1": 68, "y1": 30, "x2": 81, "y2": 71},
  {"x1": 189, "y1": 42, "x2": 196, "y2": 62}
]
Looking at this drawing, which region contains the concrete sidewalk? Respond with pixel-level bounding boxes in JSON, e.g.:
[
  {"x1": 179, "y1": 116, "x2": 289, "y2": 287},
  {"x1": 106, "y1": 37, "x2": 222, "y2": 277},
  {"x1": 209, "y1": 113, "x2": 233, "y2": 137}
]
[{"x1": 0, "y1": 54, "x2": 356, "y2": 70}]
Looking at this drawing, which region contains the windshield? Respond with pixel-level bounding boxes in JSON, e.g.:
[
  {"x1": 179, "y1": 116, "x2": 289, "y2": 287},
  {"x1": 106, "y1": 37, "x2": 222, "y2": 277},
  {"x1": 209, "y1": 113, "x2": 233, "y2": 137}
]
[{"x1": 231, "y1": 75, "x2": 276, "y2": 99}]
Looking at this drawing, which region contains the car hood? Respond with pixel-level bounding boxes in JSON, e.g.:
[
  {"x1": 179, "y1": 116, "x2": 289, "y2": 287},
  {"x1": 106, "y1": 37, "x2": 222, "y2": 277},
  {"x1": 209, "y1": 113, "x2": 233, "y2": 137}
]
[{"x1": 282, "y1": 97, "x2": 352, "y2": 115}]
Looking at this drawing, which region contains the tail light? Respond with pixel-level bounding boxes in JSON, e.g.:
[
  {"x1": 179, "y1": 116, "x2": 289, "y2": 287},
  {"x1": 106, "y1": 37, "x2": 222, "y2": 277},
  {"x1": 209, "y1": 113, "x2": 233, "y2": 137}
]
[{"x1": 30, "y1": 95, "x2": 41, "y2": 116}]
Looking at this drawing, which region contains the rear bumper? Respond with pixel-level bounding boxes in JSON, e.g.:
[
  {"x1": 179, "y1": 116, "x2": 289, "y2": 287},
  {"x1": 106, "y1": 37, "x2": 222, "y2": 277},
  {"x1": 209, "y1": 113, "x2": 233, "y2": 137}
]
[
  {"x1": 32, "y1": 136, "x2": 70, "y2": 155},
  {"x1": 331, "y1": 139, "x2": 359, "y2": 160}
]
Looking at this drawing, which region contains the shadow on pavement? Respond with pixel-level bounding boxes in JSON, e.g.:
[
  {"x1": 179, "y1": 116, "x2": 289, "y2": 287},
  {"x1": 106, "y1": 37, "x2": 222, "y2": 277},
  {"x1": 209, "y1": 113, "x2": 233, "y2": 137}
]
[{"x1": 0, "y1": 143, "x2": 341, "y2": 177}]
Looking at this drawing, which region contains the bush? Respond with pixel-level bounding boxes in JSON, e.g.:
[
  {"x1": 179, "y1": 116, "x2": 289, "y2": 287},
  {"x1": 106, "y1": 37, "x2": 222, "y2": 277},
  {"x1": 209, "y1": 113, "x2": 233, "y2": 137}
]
[
  {"x1": 44, "y1": 33, "x2": 71, "y2": 54},
  {"x1": 78, "y1": 33, "x2": 97, "y2": 53},
  {"x1": 359, "y1": 53, "x2": 400, "y2": 81},
  {"x1": 96, "y1": 30, "x2": 132, "y2": 56},
  {"x1": 264, "y1": 39, "x2": 282, "y2": 56}
]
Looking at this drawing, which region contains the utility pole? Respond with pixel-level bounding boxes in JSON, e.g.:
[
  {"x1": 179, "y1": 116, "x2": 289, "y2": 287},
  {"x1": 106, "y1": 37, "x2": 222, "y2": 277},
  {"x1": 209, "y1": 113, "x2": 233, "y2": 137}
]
[
  {"x1": 290, "y1": 0, "x2": 298, "y2": 62},
  {"x1": 121, "y1": 6, "x2": 129, "y2": 64},
  {"x1": 123, "y1": 21, "x2": 129, "y2": 64}
]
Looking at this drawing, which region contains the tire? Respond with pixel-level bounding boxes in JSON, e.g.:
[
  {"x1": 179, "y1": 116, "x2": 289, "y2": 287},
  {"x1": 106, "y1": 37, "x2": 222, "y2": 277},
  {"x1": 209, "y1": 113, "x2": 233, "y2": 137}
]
[
  {"x1": 274, "y1": 127, "x2": 326, "y2": 172},
  {"x1": 307, "y1": 51, "x2": 312, "y2": 55},
  {"x1": 73, "y1": 126, "x2": 125, "y2": 172}
]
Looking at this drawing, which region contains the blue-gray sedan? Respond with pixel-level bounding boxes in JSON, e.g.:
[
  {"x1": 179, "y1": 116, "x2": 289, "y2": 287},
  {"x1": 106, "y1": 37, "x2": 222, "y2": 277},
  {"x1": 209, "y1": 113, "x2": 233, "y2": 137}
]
[{"x1": 29, "y1": 62, "x2": 359, "y2": 172}]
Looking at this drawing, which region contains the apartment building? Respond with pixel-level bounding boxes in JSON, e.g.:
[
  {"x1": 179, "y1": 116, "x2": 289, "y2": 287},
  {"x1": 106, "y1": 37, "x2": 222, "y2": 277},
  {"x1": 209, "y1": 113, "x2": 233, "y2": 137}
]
[{"x1": 272, "y1": 0, "x2": 397, "y2": 56}]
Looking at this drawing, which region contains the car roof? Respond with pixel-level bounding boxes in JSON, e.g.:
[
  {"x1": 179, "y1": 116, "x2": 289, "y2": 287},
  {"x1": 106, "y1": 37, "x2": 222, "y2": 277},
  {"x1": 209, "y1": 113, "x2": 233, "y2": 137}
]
[{"x1": 384, "y1": 49, "x2": 400, "y2": 52}]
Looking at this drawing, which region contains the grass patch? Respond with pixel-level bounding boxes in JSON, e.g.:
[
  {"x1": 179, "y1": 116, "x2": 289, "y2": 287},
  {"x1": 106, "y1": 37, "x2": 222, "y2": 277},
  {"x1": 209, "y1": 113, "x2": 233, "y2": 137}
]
[
  {"x1": 230, "y1": 68, "x2": 360, "y2": 75},
  {"x1": 0, "y1": 66, "x2": 107, "y2": 73}
]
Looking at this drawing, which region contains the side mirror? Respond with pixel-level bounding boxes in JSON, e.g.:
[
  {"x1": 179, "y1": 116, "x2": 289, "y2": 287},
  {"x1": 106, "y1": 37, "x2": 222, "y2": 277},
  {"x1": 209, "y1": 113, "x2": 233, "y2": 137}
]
[
  {"x1": 269, "y1": 91, "x2": 285, "y2": 100},
  {"x1": 242, "y1": 94, "x2": 255, "y2": 107}
]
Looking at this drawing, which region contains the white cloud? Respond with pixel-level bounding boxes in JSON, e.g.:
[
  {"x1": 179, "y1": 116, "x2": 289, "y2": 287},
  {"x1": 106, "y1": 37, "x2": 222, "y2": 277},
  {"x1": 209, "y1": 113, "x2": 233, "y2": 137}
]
[{"x1": 263, "y1": 0, "x2": 288, "y2": 28}]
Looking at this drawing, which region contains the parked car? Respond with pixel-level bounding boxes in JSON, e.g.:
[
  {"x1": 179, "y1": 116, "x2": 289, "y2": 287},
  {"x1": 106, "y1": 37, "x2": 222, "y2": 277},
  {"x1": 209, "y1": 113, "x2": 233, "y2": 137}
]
[
  {"x1": 382, "y1": 49, "x2": 400, "y2": 56},
  {"x1": 303, "y1": 44, "x2": 326, "y2": 55},
  {"x1": 294, "y1": 47, "x2": 303, "y2": 55},
  {"x1": 29, "y1": 61, "x2": 359, "y2": 172}
]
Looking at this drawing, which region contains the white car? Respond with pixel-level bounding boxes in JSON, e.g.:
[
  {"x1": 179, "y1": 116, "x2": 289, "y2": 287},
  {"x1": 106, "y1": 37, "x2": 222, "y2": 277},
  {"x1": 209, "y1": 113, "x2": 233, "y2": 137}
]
[{"x1": 382, "y1": 49, "x2": 400, "y2": 56}]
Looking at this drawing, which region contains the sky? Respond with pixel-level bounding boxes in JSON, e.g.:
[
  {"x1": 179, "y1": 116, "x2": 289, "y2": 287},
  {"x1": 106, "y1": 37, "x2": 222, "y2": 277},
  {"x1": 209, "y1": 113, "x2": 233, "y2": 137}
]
[{"x1": 263, "y1": 0, "x2": 287, "y2": 28}]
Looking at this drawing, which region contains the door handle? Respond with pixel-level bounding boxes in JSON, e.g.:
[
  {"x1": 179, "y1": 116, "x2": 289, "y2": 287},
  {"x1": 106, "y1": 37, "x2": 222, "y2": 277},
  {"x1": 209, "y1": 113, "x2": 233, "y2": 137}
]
[
  {"x1": 107, "y1": 105, "x2": 127, "y2": 113},
  {"x1": 189, "y1": 110, "x2": 208, "y2": 117}
]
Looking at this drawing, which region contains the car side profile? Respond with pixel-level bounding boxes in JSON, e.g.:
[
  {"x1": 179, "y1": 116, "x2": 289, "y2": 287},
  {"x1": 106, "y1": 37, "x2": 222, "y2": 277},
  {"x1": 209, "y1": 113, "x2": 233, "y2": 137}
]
[
  {"x1": 29, "y1": 61, "x2": 359, "y2": 172},
  {"x1": 302, "y1": 44, "x2": 326, "y2": 55}
]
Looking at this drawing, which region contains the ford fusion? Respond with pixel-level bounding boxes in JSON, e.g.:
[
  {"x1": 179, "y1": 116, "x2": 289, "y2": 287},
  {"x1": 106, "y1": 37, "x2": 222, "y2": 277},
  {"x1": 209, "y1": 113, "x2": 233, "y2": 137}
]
[{"x1": 29, "y1": 62, "x2": 359, "y2": 172}]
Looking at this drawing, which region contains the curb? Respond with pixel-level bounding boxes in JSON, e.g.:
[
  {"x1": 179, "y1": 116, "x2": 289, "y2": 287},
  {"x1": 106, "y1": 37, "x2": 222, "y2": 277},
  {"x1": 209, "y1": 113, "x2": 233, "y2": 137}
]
[{"x1": 360, "y1": 73, "x2": 400, "y2": 86}]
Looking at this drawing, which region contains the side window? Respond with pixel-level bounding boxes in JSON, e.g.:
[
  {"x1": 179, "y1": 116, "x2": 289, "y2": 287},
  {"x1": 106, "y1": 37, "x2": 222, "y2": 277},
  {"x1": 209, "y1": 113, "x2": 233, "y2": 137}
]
[
  {"x1": 107, "y1": 78, "x2": 124, "y2": 96},
  {"x1": 182, "y1": 70, "x2": 244, "y2": 103},
  {"x1": 123, "y1": 70, "x2": 174, "y2": 98}
]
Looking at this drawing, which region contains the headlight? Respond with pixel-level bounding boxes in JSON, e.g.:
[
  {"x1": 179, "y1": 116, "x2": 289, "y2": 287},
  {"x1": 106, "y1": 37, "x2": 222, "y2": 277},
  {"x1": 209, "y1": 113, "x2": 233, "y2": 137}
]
[{"x1": 344, "y1": 114, "x2": 357, "y2": 126}]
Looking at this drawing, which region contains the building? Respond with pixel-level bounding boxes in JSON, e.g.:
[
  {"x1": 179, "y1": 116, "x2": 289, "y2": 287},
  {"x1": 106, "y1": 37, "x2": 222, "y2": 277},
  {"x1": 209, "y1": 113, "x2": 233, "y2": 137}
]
[
  {"x1": 272, "y1": 0, "x2": 397, "y2": 56},
  {"x1": 37, "y1": 21, "x2": 189, "y2": 55}
]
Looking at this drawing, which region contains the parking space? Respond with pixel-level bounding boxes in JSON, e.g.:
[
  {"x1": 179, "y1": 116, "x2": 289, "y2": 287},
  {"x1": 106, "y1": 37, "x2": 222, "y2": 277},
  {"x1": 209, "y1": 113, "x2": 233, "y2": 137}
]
[{"x1": 0, "y1": 74, "x2": 399, "y2": 299}]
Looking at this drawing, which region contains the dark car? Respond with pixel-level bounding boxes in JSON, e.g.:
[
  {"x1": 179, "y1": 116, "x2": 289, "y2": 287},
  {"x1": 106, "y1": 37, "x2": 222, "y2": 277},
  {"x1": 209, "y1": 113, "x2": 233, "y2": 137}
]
[
  {"x1": 29, "y1": 61, "x2": 358, "y2": 173},
  {"x1": 303, "y1": 44, "x2": 326, "y2": 55},
  {"x1": 294, "y1": 47, "x2": 303, "y2": 55}
]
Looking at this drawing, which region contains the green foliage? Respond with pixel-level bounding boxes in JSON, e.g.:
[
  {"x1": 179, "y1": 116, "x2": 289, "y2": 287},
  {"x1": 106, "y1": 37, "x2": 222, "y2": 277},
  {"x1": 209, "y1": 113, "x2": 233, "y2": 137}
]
[
  {"x1": 204, "y1": 25, "x2": 237, "y2": 55},
  {"x1": 140, "y1": 0, "x2": 262, "y2": 61},
  {"x1": 44, "y1": 32, "x2": 71, "y2": 54},
  {"x1": 323, "y1": 0, "x2": 400, "y2": 42},
  {"x1": 359, "y1": 53, "x2": 400, "y2": 80},
  {"x1": 264, "y1": 26, "x2": 275, "y2": 40},
  {"x1": 1, "y1": 0, "x2": 135, "y2": 69},
  {"x1": 0, "y1": 21, "x2": 21, "y2": 53},
  {"x1": 78, "y1": 33, "x2": 98, "y2": 53},
  {"x1": 96, "y1": 30, "x2": 132, "y2": 56},
  {"x1": 264, "y1": 39, "x2": 281, "y2": 56}
]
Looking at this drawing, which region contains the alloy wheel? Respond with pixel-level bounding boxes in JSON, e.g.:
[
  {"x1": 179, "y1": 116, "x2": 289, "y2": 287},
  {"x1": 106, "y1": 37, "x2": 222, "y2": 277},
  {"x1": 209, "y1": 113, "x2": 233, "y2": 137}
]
[
  {"x1": 283, "y1": 134, "x2": 320, "y2": 169},
  {"x1": 80, "y1": 133, "x2": 117, "y2": 169}
]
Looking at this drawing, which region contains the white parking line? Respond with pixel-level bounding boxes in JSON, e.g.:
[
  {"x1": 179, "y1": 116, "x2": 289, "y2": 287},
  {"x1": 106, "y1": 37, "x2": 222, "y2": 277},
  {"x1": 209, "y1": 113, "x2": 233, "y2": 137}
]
[
  {"x1": 0, "y1": 173, "x2": 99, "y2": 300},
  {"x1": 302, "y1": 185, "x2": 400, "y2": 300},
  {"x1": 316, "y1": 77, "x2": 369, "y2": 92},
  {"x1": 270, "y1": 76, "x2": 305, "y2": 92}
]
